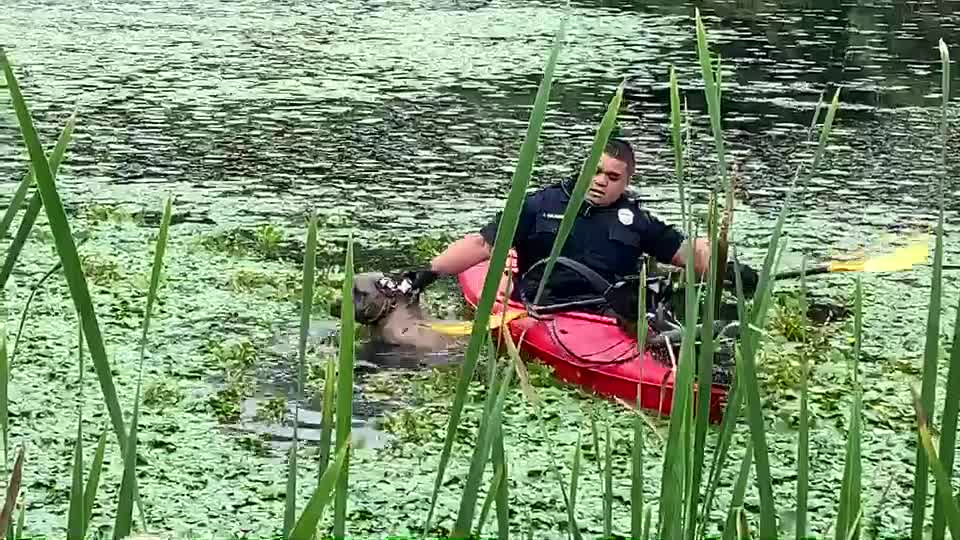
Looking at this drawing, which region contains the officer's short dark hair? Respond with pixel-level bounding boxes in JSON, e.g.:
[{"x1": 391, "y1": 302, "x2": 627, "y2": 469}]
[{"x1": 605, "y1": 138, "x2": 635, "y2": 176}]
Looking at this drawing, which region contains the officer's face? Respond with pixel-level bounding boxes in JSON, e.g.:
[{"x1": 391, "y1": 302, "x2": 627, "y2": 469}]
[{"x1": 586, "y1": 153, "x2": 631, "y2": 206}]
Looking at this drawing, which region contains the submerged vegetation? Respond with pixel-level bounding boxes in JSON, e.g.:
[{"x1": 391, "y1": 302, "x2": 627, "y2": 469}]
[{"x1": 0, "y1": 8, "x2": 958, "y2": 540}]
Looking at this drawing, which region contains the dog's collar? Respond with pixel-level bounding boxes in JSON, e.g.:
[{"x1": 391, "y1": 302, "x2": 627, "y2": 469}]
[
  {"x1": 366, "y1": 296, "x2": 396, "y2": 325},
  {"x1": 364, "y1": 276, "x2": 409, "y2": 325}
]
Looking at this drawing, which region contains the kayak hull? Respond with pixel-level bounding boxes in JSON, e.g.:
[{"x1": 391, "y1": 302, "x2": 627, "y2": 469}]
[{"x1": 457, "y1": 252, "x2": 729, "y2": 423}]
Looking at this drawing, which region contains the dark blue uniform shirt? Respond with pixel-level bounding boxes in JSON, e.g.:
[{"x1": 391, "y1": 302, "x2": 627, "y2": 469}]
[{"x1": 479, "y1": 181, "x2": 685, "y2": 303}]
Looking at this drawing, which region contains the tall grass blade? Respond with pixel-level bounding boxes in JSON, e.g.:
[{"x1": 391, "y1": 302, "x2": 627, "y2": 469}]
[
  {"x1": 603, "y1": 423, "x2": 613, "y2": 538},
  {"x1": 112, "y1": 387, "x2": 141, "y2": 540},
  {"x1": 733, "y1": 89, "x2": 841, "y2": 540},
  {"x1": 834, "y1": 278, "x2": 863, "y2": 540},
  {"x1": 589, "y1": 412, "x2": 602, "y2": 478},
  {"x1": 333, "y1": 236, "x2": 355, "y2": 539},
  {"x1": 669, "y1": 68, "x2": 687, "y2": 231},
  {"x1": 0, "y1": 115, "x2": 75, "y2": 291},
  {"x1": 933, "y1": 289, "x2": 960, "y2": 540},
  {"x1": 1, "y1": 49, "x2": 130, "y2": 454},
  {"x1": 931, "y1": 38, "x2": 953, "y2": 540},
  {"x1": 284, "y1": 442, "x2": 298, "y2": 540},
  {"x1": 642, "y1": 507, "x2": 652, "y2": 540},
  {"x1": 0, "y1": 170, "x2": 32, "y2": 242},
  {"x1": 286, "y1": 213, "x2": 317, "y2": 539},
  {"x1": 911, "y1": 162, "x2": 945, "y2": 535},
  {"x1": 688, "y1": 197, "x2": 721, "y2": 538},
  {"x1": 568, "y1": 431, "x2": 583, "y2": 540},
  {"x1": 532, "y1": 81, "x2": 624, "y2": 304},
  {"x1": 492, "y1": 429, "x2": 509, "y2": 540},
  {"x1": 13, "y1": 499, "x2": 22, "y2": 540},
  {"x1": 913, "y1": 387, "x2": 960, "y2": 540},
  {"x1": 0, "y1": 447, "x2": 23, "y2": 534},
  {"x1": 83, "y1": 428, "x2": 107, "y2": 532},
  {"x1": 67, "y1": 415, "x2": 85, "y2": 540},
  {"x1": 631, "y1": 398, "x2": 644, "y2": 540},
  {"x1": 722, "y1": 441, "x2": 753, "y2": 540},
  {"x1": 659, "y1": 60, "x2": 702, "y2": 540},
  {"x1": 502, "y1": 332, "x2": 570, "y2": 537},
  {"x1": 0, "y1": 333, "x2": 7, "y2": 470},
  {"x1": 795, "y1": 261, "x2": 810, "y2": 540},
  {"x1": 476, "y1": 462, "x2": 503, "y2": 536},
  {"x1": 456, "y1": 353, "x2": 504, "y2": 535},
  {"x1": 139, "y1": 197, "x2": 172, "y2": 364},
  {"x1": 67, "y1": 320, "x2": 85, "y2": 540},
  {"x1": 700, "y1": 366, "x2": 742, "y2": 533},
  {"x1": 422, "y1": 18, "x2": 565, "y2": 535},
  {"x1": 452, "y1": 364, "x2": 514, "y2": 538},
  {"x1": 704, "y1": 93, "x2": 823, "y2": 537},
  {"x1": 659, "y1": 64, "x2": 685, "y2": 539},
  {"x1": 694, "y1": 8, "x2": 728, "y2": 186},
  {"x1": 289, "y1": 441, "x2": 350, "y2": 540},
  {"x1": 318, "y1": 353, "x2": 336, "y2": 478}
]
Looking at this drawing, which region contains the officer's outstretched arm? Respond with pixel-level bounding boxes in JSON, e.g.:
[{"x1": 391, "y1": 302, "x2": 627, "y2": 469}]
[
  {"x1": 429, "y1": 233, "x2": 493, "y2": 276},
  {"x1": 670, "y1": 237, "x2": 712, "y2": 277}
]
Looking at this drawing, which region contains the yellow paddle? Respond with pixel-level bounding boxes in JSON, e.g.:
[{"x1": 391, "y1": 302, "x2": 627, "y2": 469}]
[
  {"x1": 776, "y1": 236, "x2": 931, "y2": 280},
  {"x1": 423, "y1": 309, "x2": 528, "y2": 337}
]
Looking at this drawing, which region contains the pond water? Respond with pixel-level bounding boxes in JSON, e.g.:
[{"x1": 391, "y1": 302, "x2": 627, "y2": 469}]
[
  {"x1": 2, "y1": 0, "x2": 960, "y2": 537},
  {"x1": 2, "y1": 0, "x2": 959, "y2": 318}
]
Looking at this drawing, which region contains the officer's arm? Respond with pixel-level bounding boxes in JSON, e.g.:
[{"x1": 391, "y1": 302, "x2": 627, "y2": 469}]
[
  {"x1": 429, "y1": 192, "x2": 538, "y2": 277},
  {"x1": 671, "y1": 237, "x2": 712, "y2": 277},
  {"x1": 430, "y1": 233, "x2": 493, "y2": 275}
]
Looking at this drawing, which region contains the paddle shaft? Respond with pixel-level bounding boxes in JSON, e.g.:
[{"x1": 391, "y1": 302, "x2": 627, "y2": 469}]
[{"x1": 775, "y1": 264, "x2": 960, "y2": 281}]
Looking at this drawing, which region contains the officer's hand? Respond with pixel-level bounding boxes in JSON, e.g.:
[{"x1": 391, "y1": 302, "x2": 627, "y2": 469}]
[
  {"x1": 726, "y1": 261, "x2": 759, "y2": 294},
  {"x1": 402, "y1": 268, "x2": 439, "y2": 295}
]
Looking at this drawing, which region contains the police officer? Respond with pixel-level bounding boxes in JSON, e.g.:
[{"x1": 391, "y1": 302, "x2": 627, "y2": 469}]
[{"x1": 404, "y1": 138, "x2": 752, "y2": 309}]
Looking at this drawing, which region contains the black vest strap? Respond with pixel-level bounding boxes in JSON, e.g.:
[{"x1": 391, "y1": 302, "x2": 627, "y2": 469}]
[{"x1": 520, "y1": 256, "x2": 614, "y2": 297}]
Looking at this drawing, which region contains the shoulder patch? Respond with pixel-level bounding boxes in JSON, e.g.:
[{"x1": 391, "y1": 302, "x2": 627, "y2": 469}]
[{"x1": 618, "y1": 207, "x2": 634, "y2": 226}]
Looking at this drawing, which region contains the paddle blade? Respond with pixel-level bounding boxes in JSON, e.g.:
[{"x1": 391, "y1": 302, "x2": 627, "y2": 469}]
[
  {"x1": 426, "y1": 310, "x2": 527, "y2": 336},
  {"x1": 829, "y1": 236, "x2": 929, "y2": 273}
]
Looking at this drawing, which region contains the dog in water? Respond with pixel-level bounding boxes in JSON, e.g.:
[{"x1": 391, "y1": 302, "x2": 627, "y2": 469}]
[{"x1": 329, "y1": 272, "x2": 460, "y2": 367}]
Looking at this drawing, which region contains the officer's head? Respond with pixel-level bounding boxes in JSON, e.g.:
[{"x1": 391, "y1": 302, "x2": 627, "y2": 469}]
[{"x1": 586, "y1": 138, "x2": 635, "y2": 207}]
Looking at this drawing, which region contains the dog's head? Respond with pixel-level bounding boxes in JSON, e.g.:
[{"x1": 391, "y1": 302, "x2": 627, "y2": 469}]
[{"x1": 329, "y1": 271, "x2": 419, "y2": 326}]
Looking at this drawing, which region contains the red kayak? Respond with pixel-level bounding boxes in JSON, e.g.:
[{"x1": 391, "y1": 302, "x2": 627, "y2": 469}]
[{"x1": 457, "y1": 251, "x2": 730, "y2": 423}]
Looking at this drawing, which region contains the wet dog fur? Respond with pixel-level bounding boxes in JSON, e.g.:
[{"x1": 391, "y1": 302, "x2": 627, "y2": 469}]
[{"x1": 330, "y1": 272, "x2": 458, "y2": 362}]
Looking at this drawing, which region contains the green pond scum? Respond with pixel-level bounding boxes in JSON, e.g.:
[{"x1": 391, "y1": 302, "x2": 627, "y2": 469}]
[{"x1": 1, "y1": 3, "x2": 960, "y2": 540}]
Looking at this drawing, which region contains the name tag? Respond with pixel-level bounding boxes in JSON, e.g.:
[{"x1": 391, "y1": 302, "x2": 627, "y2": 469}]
[{"x1": 543, "y1": 213, "x2": 564, "y2": 220}]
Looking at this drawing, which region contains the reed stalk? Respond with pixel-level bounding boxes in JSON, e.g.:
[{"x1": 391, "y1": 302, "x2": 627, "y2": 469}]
[
  {"x1": 422, "y1": 16, "x2": 565, "y2": 536},
  {"x1": 333, "y1": 236, "x2": 356, "y2": 538},
  {"x1": 930, "y1": 38, "x2": 953, "y2": 540}
]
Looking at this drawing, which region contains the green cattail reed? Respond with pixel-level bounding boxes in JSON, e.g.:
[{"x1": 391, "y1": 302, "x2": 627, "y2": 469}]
[
  {"x1": 333, "y1": 236, "x2": 356, "y2": 538},
  {"x1": 0, "y1": 115, "x2": 75, "y2": 291},
  {"x1": 913, "y1": 386, "x2": 960, "y2": 540},
  {"x1": 531, "y1": 81, "x2": 624, "y2": 306},
  {"x1": 567, "y1": 430, "x2": 583, "y2": 540},
  {"x1": 834, "y1": 279, "x2": 863, "y2": 540},
  {"x1": 451, "y1": 362, "x2": 514, "y2": 538},
  {"x1": 285, "y1": 212, "x2": 319, "y2": 539},
  {"x1": 930, "y1": 39, "x2": 954, "y2": 540},
  {"x1": 1, "y1": 47, "x2": 129, "y2": 460},
  {"x1": 289, "y1": 442, "x2": 350, "y2": 540},
  {"x1": 722, "y1": 441, "x2": 753, "y2": 540},
  {"x1": 631, "y1": 395, "x2": 644, "y2": 540},
  {"x1": 421, "y1": 16, "x2": 565, "y2": 536},
  {"x1": 67, "y1": 325, "x2": 86, "y2": 540},
  {"x1": 318, "y1": 353, "x2": 337, "y2": 478},
  {"x1": 492, "y1": 429, "x2": 509, "y2": 540},
  {"x1": 795, "y1": 259, "x2": 810, "y2": 540},
  {"x1": 0, "y1": 447, "x2": 24, "y2": 533}
]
